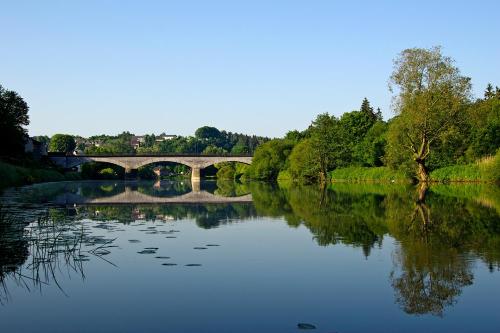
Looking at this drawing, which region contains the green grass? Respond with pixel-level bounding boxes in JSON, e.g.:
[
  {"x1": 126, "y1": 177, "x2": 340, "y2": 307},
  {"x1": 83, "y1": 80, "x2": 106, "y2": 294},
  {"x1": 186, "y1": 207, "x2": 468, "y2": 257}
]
[
  {"x1": 430, "y1": 150, "x2": 500, "y2": 183},
  {"x1": 0, "y1": 161, "x2": 81, "y2": 189},
  {"x1": 430, "y1": 164, "x2": 481, "y2": 182},
  {"x1": 329, "y1": 166, "x2": 409, "y2": 183}
]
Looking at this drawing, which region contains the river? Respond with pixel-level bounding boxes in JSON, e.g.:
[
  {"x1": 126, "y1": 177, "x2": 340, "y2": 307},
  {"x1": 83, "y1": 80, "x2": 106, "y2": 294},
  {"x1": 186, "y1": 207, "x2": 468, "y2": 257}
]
[{"x1": 0, "y1": 180, "x2": 499, "y2": 332}]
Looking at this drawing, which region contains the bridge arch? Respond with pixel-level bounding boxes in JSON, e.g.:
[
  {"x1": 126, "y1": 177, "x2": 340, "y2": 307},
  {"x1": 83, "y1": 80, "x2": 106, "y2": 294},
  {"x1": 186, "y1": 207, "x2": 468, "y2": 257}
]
[
  {"x1": 132, "y1": 157, "x2": 195, "y2": 170},
  {"x1": 48, "y1": 155, "x2": 253, "y2": 181}
]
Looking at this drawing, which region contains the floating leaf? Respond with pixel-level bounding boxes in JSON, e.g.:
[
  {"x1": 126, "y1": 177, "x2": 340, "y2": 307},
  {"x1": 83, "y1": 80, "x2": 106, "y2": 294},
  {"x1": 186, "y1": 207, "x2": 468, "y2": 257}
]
[
  {"x1": 297, "y1": 323, "x2": 316, "y2": 330},
  {"x1": 137, "y1": 250, "x2": 156, "y2": 254}
]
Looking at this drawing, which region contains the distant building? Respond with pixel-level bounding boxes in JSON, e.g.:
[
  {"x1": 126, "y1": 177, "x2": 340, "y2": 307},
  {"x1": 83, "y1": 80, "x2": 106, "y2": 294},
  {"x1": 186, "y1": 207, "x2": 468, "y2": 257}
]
[
  {"x1": 131, "y1": 134, "x2": 176, "y2": 149},
  {"x1": 130, "y1": 136, "x2": 146, "y2": 150},
  {"x1": 156, "y1": 134, "x2": 176, "y2": 142},
  {"x1": 24, "y1": 136, "x2": 48, "y2": 159}
]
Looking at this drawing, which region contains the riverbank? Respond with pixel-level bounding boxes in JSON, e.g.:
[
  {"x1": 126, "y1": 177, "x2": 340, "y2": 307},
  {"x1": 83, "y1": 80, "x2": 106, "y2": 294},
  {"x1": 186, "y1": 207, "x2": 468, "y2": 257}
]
[
  {"x1": 328, "y1": 152, "x2": 499, "y2": 184},
  {"x1": 0, "y1": 161, "x2": 80, "y2": 189},
  {"x1": 429, "y1": 154, "x2": 499, "y2": 183},
  {"x1": 329, "y1": 167, "x2": 409, "y2": 183}
]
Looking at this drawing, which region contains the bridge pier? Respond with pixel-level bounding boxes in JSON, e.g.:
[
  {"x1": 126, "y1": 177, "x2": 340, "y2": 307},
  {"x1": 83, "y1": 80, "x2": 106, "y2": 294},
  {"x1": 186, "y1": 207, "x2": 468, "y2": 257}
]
[
  {"x1": 192, "y1": 179, "x2": 201, "y2": 192},
  {"x1": 124, "y1": 167, "x2": 137, "y2": 180},
  {"x1": 191, "y1": 166, "x2": 201, "y2": 182}
]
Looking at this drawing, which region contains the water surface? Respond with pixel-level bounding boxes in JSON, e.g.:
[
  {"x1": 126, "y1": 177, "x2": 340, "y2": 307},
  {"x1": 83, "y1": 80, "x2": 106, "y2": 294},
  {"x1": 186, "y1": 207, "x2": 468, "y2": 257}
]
[{"x1": 1, "y1": 180, "x2": 499, "y2": 332}]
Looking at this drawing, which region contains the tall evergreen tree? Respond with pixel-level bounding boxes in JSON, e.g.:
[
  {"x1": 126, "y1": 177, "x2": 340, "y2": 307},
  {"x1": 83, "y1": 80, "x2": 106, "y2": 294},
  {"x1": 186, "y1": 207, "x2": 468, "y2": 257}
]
[
  {"x1": 360, "y1": 97, "x2": 377, "y2": 121},
  {"x1": 484, "y1": 83, "x2": 494, "y2": 99}
]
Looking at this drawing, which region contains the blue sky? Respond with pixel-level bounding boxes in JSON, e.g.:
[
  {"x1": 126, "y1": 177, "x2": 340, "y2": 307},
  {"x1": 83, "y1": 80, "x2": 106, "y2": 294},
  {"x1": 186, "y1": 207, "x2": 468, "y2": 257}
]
[{"x1": 1, "y1": 0, "x2": 499, "y2": 138}]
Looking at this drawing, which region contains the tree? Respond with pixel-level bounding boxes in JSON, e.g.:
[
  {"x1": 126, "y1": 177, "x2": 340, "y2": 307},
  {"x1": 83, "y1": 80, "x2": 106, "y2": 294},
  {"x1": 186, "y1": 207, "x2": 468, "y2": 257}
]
[
  {"x1": 49, "y1": 134, "x2": 76, "y2": 154},
  {"x1": 309, "y1": 113, "x2": 338, "y2": 183},
  {"x1": 195, "y1": 126, "x2": 221, "y2": 140},
  {"x1": 0, "y1": 84, "x2": 30, "y2": 156},
  {"x1": 245, "y1": 139, "x2": 295, "y2": 180},
  {"x1": 231, "y1": 143, "x2": 249, "y2": 155},
  {"x1": 388, "y1": 46, "x2": 472, "y2": 182},
  {"x1": 360, "y1": 97, "x2": 377, "y2": 121},
  {"x1": 287, "y1": 139, "x2": 320, "y2": 183},
  {"x1": 144, "y1": 134, "x2": 156, "y2": 147},
  {"x1": 336, "y1": 110, "x2": 377, "y2": 166},
  {"x1": 202, "y1": 145, "x2": 227, "y2": 155},
  {"x1": 484, "y1": 83, "x2": 495, "y2": 99},
  {"x1": 33, "y1": 135, "x2": 50, "y2": 146},
  {"x1": 352, "y1": 121, "x2": 388, "y2": 167}
]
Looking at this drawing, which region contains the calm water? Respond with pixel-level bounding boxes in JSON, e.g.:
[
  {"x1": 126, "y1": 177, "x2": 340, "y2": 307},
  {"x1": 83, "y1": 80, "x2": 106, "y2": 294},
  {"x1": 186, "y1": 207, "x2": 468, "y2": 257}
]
[{"x1": 0, "y1": 180, "x2": 499, "y2": 333}]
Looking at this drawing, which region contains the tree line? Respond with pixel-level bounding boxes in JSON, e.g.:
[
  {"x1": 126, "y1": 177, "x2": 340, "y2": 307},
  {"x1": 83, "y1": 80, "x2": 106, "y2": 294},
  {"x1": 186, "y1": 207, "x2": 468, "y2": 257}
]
[
  {"x1": 34, "y1": 127, "x2": 268, "y2": 156},
  {"x1": 244, "y1": 47, "x2": 500, "y2": 184},
  {"x1": 2, "y1": 46, "x2": 498, "y2": 184}
]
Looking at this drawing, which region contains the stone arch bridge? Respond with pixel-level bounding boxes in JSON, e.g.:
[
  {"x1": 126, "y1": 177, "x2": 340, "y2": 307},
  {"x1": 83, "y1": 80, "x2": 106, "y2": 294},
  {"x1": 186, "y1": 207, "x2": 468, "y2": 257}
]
[{"x1": 48, "y1": 154, "x2": 253, "y2": 181}]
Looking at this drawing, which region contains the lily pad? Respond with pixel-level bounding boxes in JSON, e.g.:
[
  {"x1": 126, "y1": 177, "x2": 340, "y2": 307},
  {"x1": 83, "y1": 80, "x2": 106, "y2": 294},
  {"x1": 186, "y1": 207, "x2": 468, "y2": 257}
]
[
  {"x1": 193, "y1": 247, "x2": 207, "y2": 250},
  {"x1": 162, "y1": 263, "x2": 177, "y2": 266},
  {"x1": 137, "y1": 250, "x2": 157, "y2": 254},
  {"x1": 155, "y1": 256, "x2": 171, "y2": 259},
  {"x1": 297, "y1": 323, "x2": 316, "y2": 330},
  {"x1": 185, "y1": 264, "x2": 202, "y2": 267}
]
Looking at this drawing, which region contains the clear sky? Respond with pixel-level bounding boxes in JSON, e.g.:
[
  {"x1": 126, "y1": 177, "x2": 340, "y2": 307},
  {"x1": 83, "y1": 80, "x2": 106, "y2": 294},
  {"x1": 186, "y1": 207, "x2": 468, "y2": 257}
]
[{"x1": 1, "y1": 0, "x2": 499, "y2": 138}]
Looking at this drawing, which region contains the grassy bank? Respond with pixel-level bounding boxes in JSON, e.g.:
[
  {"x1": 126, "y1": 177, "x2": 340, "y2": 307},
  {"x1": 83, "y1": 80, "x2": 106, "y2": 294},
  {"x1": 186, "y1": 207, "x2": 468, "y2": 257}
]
[
  {"x1": 0, "y1": 161, "x2": 80, "y2": 189},
  {"x1": 329, "y1": 167, "x2": 410, "y2": 183},
  {"x1": 430, "y1": 152, "x2": 500, "y2": 183}
]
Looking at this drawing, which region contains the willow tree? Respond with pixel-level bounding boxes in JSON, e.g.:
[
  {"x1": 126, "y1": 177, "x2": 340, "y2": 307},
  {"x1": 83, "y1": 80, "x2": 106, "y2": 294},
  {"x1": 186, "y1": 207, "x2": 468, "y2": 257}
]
[{"x1": 389, "y1": 47, "x2": 471, "y2": 182}]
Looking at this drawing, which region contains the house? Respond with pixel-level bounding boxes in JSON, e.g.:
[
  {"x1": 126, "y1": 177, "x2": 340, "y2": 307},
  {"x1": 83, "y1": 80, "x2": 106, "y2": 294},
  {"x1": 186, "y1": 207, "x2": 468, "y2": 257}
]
[
  {"x1": 24, "y1": 137, "x2": 48, "y2": 159},
  {"x1": 156, "y1": 134, "x2": 176, "y2": 142},
  {"x1": 131, "y1": 134, "x2": 176, "y2": 149},
  {"x1": 130, "y1": 136, "x2": 146, "y2": 150}
]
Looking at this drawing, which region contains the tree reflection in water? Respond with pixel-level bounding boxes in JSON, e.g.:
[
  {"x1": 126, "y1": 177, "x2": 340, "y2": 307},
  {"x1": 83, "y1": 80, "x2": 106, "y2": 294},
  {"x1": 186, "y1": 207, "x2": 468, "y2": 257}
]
[{"x1": 249, "y1": 182, "x2": 500, "y2": 316}]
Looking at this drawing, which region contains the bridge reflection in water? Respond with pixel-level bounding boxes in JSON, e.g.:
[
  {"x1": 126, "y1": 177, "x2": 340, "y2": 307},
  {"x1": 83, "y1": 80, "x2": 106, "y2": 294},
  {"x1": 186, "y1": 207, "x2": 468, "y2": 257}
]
[{"x1": 51, "y1": 180, "x2": 253, "y2": 205}]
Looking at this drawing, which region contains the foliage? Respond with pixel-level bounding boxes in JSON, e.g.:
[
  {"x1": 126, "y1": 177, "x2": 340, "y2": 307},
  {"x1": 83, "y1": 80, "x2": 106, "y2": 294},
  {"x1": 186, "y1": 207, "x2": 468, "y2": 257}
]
[
  {"x1": 352, "y1": 121, "x2": 388, "y2": 167},
  {"x1": 49, "y1": 134, "x2": 76, "y2": 153},
  {"x1": 388, "y1": 46, "x2": 472, "y2": 182},
  {"x1": 81, "y1": 162, "x2": 124, "y2": 179},
  {"x1": 216, "y1": 163, "x2": 236, "y2": 180},
  {"x1": 99, "y1": 168, "x2": 118, "y2": 178},
  {"x1": 286, "y1": 139, "x2": 320, "y2": 183},
  {"x1": 0, "y1": 161, "x2": 79, "y2": 188},
  {"x1": 329, "y1": 166, "x2": 409, "y2": 183},
  {"x1": 85, "y1": 132, "x2": 135, "y2": 155},
  {"x1": 202, "y1": 145, "x2": 227, "y2": 155},
  {"x1": 0, "y1": 85, "x2": 30, "y2": 157},
  {"x1": 195, "y1": 126, "x2": 222, "y2": 140},
  {"x1": 430, "y1": 150, "x2": 500, "y2": 183},
  {"x1": 245, "y1": 139, "x2": 294, "y2": 180},
  {"x1": 309, "y1": 113, "x2": 339, "y2": 181},
  {"x1": 336, "y1": 110, "x2": 377, "y2": 166}
]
